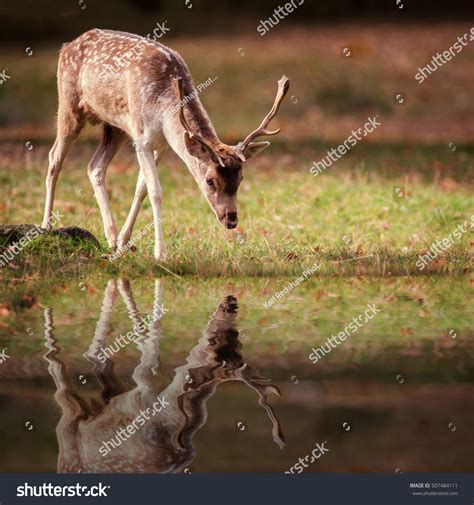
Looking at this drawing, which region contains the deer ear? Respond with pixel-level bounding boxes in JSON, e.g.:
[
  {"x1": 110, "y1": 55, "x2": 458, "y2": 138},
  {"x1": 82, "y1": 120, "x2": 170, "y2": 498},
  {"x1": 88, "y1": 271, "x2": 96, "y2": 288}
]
[
  {"x1": 239, "y1": 141, "x2": 270, "y2": 161},
  {"x1": 183, "y1": 131, "x2": 207, "y2": 160},
  {"x1": 184, "y1": 132, "x2": 225, "y2": 166}
]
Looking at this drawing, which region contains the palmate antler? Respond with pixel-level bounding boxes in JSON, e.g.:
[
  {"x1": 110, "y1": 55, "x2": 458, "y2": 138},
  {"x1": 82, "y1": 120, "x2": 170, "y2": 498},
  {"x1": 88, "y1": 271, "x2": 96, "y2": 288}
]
[
  {"x1": 236, "y1": 75, "x2": 290, "y2": 160},
  {"x1": 171, "y1": 76, "x2": 225, "y2": 167}
]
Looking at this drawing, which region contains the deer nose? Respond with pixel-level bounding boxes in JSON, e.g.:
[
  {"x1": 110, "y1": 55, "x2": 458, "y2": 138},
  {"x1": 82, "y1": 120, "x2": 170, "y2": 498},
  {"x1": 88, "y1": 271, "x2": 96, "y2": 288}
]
[
  {"x1": 225, "y1": 212, "x2": 238, "y2": 229},
  {"x1": 223, "y1": 295, "x2": 238, "y2": 313}
]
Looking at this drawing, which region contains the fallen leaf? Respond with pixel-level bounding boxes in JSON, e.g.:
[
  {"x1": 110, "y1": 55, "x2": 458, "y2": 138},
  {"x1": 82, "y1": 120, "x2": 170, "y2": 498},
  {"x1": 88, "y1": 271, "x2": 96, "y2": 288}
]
[
  {"x1": 313, "y1": 290, "x2": 327, "y2": 300},
  {"x1": 0, "y1": 304, "x2": 11, "y2": 317}
]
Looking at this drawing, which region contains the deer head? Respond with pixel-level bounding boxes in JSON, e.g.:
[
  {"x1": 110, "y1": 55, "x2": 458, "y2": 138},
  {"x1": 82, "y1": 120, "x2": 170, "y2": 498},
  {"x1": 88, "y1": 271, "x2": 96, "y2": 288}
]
[{"x1": 171, "y1": 76, "x2": 290, "y2": 229}]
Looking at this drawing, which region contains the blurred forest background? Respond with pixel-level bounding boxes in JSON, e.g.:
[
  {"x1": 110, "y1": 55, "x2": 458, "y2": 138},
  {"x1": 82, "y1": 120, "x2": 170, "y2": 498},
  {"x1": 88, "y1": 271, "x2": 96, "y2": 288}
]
[
  {"x1": 1, "y1": 0, "x2": 473, "y2": 140},
  {"x1": 1, "y1": 0, "x2": 474, "y2": 42}
]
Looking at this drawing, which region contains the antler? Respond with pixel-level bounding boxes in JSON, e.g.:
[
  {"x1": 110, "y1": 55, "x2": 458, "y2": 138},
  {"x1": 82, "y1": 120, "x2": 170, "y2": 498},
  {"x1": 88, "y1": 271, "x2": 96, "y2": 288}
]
[
  {"x1": 234, "y1": 363, "x2": 286, "y2": 449},
  {"x1": 171, "y1": 77, "x2": 225, "y2": 167},
  {"x1": 237, "y1": 75, "x2": 290, "y2": 159}
]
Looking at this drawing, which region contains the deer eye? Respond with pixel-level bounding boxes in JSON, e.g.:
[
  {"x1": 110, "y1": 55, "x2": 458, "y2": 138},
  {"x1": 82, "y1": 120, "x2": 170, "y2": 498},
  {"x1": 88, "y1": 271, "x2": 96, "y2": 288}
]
[{"x1": 206, "y1": 178, "x2": 215, "y2": 187}]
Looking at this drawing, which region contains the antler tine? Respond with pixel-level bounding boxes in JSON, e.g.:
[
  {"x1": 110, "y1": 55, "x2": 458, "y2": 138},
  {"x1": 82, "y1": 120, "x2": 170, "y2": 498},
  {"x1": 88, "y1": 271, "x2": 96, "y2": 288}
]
[
  {"x1": 238, "y1": 75, "x2": 290, "y2": 154},
  {"x1": 235, "y1": 364, "x2": 286, "y2": 449},
  {"x1": 171, "y1": 76, "x2": 225, "y2": 167}
]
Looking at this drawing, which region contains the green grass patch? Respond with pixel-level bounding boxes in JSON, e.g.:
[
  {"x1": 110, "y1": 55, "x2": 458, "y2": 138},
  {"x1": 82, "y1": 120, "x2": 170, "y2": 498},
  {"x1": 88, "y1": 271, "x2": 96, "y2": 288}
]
[{"x1": 0, "y1": 140, "x2": 472, "y2": 290}]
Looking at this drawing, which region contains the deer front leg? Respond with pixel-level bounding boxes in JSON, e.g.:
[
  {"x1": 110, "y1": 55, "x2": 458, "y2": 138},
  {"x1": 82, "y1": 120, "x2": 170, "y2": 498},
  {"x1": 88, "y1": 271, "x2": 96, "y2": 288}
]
[
  {"x1": 117, "y1": 279, "x2": 165, "y2": 388},
  {"x1": 117, "y1": 149, "x2": 166, "y2": 253},
  {"x1": 83, "y1": 280, "x2": 128, "y2": 402},
  {"x1": 84, "y1": 279, "x2": 118, "y2": 363},
  {"x1": 134, "y1": 140, "x2": 166, "y2": 260}
]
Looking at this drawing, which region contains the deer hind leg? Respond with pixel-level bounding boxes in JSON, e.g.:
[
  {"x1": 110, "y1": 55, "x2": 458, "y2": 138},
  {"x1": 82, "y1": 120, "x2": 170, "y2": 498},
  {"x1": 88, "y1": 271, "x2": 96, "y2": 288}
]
[
  {"x1": 43, "y1": 307, "x2": 89, "y2": 420},
  {"x1": 42, "y1": 106, "x2": 84, "y2": 229},
  {"x1": 87, "y1": 124, "x2": 127, "y2": 249},
  {"x1": 117, "y1": 149, "x2": 166, "y2": 252}
]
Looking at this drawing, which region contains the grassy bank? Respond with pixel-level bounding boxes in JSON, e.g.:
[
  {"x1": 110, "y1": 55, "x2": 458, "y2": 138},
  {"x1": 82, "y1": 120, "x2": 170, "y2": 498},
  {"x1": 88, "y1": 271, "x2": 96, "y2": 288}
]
[{"x1": 0, "y1": 139, "x2": 472, "y2": 286}]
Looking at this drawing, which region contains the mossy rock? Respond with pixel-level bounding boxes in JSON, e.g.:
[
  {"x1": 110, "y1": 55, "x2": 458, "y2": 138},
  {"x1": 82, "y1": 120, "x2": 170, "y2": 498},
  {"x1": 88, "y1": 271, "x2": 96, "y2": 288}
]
[{"x1": 0, "y1": 225, "x2": 100, "y2": 249}]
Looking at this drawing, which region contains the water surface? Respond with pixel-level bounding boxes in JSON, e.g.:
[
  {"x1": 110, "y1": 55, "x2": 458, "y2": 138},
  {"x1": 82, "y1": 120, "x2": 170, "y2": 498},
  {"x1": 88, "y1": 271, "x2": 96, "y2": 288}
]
[{"x1": 0, "y1": 276, "x2": 472, "y2": 473}]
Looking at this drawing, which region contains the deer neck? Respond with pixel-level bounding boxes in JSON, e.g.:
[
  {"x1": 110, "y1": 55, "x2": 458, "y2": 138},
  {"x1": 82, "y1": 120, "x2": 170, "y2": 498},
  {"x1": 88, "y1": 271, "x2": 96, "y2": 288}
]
[{"x1": 161, "y1": 94, "x2": 221, "y2": 177}]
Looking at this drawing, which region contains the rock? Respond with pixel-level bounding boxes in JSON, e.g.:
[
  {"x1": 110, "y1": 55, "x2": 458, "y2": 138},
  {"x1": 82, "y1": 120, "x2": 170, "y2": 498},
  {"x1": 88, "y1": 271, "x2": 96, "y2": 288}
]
[
  {"x1": 49, "y1": 226, "x2": 101, "y2": 249},
  {"x1": 0, "y1": 225, "x2": 101, "y2": 249}
]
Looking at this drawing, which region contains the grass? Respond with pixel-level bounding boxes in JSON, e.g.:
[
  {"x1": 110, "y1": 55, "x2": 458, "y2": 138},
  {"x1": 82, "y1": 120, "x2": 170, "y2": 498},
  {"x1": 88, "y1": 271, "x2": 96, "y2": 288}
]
[{"x1": 0, "y1": 139, "x2": 472, "y2": 286}]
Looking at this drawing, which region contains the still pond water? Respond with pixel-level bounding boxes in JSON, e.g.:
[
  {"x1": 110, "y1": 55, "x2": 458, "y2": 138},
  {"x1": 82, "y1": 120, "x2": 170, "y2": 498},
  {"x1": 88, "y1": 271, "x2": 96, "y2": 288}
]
[{"x1": 0, "y1": 276, "x2": 472, "y2": 473}]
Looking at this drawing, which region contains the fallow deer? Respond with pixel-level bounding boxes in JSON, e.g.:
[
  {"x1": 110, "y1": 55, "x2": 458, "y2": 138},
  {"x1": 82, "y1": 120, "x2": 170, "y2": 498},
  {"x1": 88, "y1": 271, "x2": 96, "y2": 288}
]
[
  {"x1": 43, "y1": 279, "x2": 284, "y2": 473},
  {"x1": 42, "y1": 29, "x2": 290, "y2": 260}
]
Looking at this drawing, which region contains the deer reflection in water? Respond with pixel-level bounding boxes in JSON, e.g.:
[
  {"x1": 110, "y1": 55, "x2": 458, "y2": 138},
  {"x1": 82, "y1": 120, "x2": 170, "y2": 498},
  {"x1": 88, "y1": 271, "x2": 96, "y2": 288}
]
[{"x1": 43, "y1": 279, "x2": 284, "y2": 473}]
